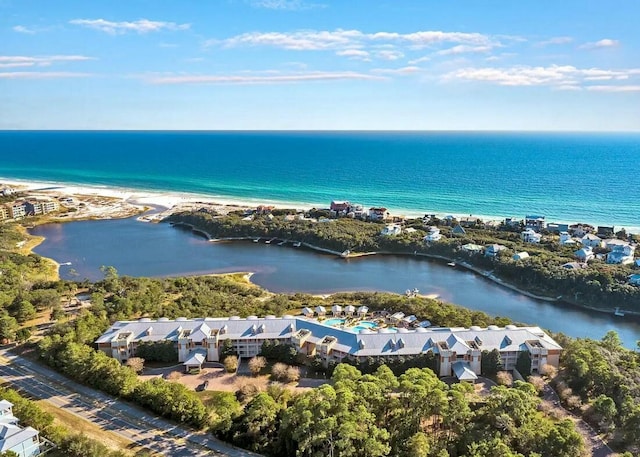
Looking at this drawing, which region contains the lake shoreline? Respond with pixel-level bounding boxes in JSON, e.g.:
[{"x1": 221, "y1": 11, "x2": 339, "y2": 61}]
[
  {"x1": 172, "y1": 222, "x2": 640, "y2": 319},
  {"x1": 8, "y1": 176, "x2": 636, "y2": 321}
]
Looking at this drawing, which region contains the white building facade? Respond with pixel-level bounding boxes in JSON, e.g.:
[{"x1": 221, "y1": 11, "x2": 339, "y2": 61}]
[{"x1": 96, "y1": 316, "x2": 562, "y2": 378}]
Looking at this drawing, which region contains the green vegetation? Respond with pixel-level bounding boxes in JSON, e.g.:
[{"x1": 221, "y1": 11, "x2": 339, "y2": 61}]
[
  {"x1": 1, "y1": 220, "x2": 639, "y2": 454},
  {"x1": 212, "y1": 364, "x2": 586, "y2": 457},
  {"x1": 553, "y1": 331, "x2": 640, "y2": 451},
  {"x1": 168, "y1": 211, "x2": 640, "y2": 312},
  {"x1": 0, "y1": 386, "x2": 149, "y2": 457}
]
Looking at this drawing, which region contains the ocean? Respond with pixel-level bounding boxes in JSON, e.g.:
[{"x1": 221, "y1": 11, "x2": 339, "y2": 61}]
[{"x1": 1, "y1": 131, "x2": 639, "y2": 230}]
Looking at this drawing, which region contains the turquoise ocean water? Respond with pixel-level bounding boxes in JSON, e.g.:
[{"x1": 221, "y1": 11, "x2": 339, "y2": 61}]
[{"x1": 1, "y1": 131, "x2": 639, "y2": 230}]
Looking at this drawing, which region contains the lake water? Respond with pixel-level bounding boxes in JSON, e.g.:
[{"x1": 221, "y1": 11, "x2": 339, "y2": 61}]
[{"x1": 29, "y1": 217, "x2": 640, "y2": 347}]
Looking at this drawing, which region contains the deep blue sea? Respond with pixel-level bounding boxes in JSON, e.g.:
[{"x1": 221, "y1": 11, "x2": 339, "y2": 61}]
[{"x1": 2, "y1": 131, "x2": 639, "y2": 229}]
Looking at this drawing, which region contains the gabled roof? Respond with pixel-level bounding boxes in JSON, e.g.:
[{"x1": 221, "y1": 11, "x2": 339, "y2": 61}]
[
  {"x1": 183, "y1": 349, "x2": 207, "y2": 367},
  {"x1": 452, "y1": 361, "x2": 478, "y2": 381},
  {"x1": 452, "y1": 225, "x2": 466, "y2": 235},
  {"x1": 0, "y1": 423, "x2": 39, "y2": 452}
]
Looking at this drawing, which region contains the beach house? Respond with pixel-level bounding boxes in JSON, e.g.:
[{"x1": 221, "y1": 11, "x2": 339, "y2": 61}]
[
  {"x1": 546, "y1": 223, "x2": 569, "y2": 234},
  {"x1": 525, "y1": 215, "x2": 545, "y2": 232},
  {"x1": 581, "y1": 234, "x2": 603, "y2": 249},
  {"x1": 423, "y1": 226, "x2": 442, "y2": 242},
  {"x1": 451, "y1": 225, "x2": 466, "y2": 236},
  {"x1": 521, "y1": 228, "x2": 542, "y2": 244},
  {"x1": 513, "y1": 252, "x2": 530, "y2": 261},
  {"x1": 368, "y1": 207, "x2": 389, "y2": 221},
  {"x1": 459, "y1": 216, "x2": 483, "y2": 228},
  {"x1": 606, "y1": 244, "x2": 636, "y2": 265},
  {"x1": 0, "y1": 400, "x2": 45, "y2": 457},
  {"x1": 95, "y1": 317, "x2": 562, "y2": 379},
  {"x1": 381, "y1": 224, "x2": 402, "y2": 236},
  {"x1": 485, "y1": 244, "x2": 507, "y2": 258},
  {"x1": 574, "y1": 246, "x2": 594, "y2": 262}
]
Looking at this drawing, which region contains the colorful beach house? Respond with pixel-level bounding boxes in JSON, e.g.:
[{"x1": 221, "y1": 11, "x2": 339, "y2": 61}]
[{"x1": 368, "y1": 207, "x2": 388, "y2": 221}]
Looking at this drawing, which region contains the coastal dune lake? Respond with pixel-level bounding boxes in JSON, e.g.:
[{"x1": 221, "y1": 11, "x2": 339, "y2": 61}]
[{"x1": 30, "y1": 217, "x2": 640, "y2": 347}]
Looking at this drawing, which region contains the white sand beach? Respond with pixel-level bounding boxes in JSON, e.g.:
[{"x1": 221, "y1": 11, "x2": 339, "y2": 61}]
[{"x1": 0, "y1": 178, "x2": 305, "y2": 221}]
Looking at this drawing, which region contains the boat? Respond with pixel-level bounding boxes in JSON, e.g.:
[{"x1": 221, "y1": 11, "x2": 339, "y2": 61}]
[
  {"x1": 60, "y1": 262, "x2": 72, "y2": 266},
  {"x1": 293, "y1": 241, "x2": 301, "y2": 248},
  {"x1": 265, "y1": 237, "x2": 277, "y2": 244},
  {"x1": 447, "y1": 262, "x2": 456, "y2": 267},
  {"x1": 341, "y1": 250, "x2": 351, "y2": 258},
  {"x1": 253, "y1": 238, "x2": 260, "y2": 243},
  {"x1": 614, "y1": 307, "x2": 625, "y2": 317}
]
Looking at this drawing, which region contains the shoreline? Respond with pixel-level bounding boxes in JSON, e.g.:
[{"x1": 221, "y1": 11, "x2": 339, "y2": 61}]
[
  {"x1": 7, "y1": 176, "x2": 639, "y2": 318},
  {"x1": 171, "y1": 224, "x2": 640, "y2": 317},
  {"x1": 2, "y1": 176, "x2": 639, "y2": 233}
]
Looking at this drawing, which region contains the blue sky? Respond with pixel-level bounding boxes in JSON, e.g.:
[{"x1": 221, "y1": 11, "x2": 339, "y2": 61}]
[{"x1": 1, "y1": 0, "x2": 639, "y2": 130}]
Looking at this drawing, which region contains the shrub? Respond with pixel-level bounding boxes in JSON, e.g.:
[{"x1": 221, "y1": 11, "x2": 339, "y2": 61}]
[
  {"x1": 125, "y1": 357, "x2": 145, "y2": 373},
  {"x1": 528, "y1": 375, "x2": 545, "y2": 394},
  {"x1": 248, "y1": 356, "x2": 267, "y2": 376},
  {"x1": 285, "y1": 366, "x2": 300, "y2": 383},
  {"x1": 271, "y1": 362, "x2": 289, "y2": 382},
  {"x1": 224, "y1": 355, "x2": 238, "y2": 373},
  {"x1": 496, "y1": 371, "x2": 513, "y2": 386}
]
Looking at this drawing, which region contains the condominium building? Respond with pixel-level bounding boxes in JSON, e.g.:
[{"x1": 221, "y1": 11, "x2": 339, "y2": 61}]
[
  {"x1": 8, "y1": 203, "x2": 26, "y2": 219},
  {"x1": 96, "y1": 315, "x2": 562, "y2": 380}
]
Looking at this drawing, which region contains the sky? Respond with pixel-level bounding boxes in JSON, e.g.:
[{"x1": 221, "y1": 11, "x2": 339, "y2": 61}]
[{"x1": 1, "y1": 0, "x2": 639, "y2": 130}]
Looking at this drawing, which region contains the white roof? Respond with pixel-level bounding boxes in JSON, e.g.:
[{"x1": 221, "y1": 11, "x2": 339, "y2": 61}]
[
  {"x1": 0, "y1": 423, "x2": 39, "y2": 452},
  {"x1": 183, "y1": 349, "x2": 207, "y2": 366},
  {"x1": 97, "y1": 318, "x2": 562, "y2": 360},
  {"x1": 452, "y1": 361, "x2": 478, "y2": 381},
  {"x1": 345, "y1": 305, "x2": 356, "y2": 312}
]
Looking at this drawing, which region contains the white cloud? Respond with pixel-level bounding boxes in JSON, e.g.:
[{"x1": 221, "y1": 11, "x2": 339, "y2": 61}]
[
  {"x1": 375, "y1": 50, "x2": 404, "y2": 61},
  {"x1": 408, "y1": 56, "x2": 431, "y2": 65},
  {"x1": 214, "y1": 29, "x2": 494, "y2": 51},
  {"x1": 336, "y1": 49, "x2": 370, "y2": 61},
  {"x1": 0, "y1": 55, "x2": 95, "y2": 68},
  {"x1": 0, "y1": 71, "x2": 92, "y2": 79},
  {"x1": 586, "y1": 85, "x2": 640, "y2": 92},
  {"x1": 249, "y1": 0, "x2": 324, "y2": 10},
  {"x1": 580, "y1": 38, "x2": 620, "y2": 50},
  {"x1": 443, "y1": 64, "x2": 640, "y2": 90},
  {"x1": 12, "y1": 25, "x2": 36, "y2": 34},
  {"x1": 436, "y1": 45, "x2": 493, "y2": 56},
  {"x1": 69, "y1": 18, "x2": 190, "y2": 34},
  {"x1": 536, "y1": 36, "x2": 573, "y2": 47},
  {"x1": 372, "y1": 66, "x2": 420, "y2": 75},
  {"x1": 147, "y1": 71, "x2": 387, "y2": 85}
]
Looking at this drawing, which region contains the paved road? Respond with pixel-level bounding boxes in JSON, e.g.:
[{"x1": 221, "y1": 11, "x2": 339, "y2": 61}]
[
  {"x1": 542, "y1": 383, "x2": 614, "y2": 457},
  {"x1": 0, "y1": 348, "x2": 261, "y2": 457}
]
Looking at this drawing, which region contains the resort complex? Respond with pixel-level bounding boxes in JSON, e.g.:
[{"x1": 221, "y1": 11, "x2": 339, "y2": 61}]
[{"x1": 96, "y1": 310, "x2": 562, "y2": 381}]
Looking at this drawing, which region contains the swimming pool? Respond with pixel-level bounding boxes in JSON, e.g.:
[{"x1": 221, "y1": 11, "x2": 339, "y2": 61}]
[
  {"x1": 324, "y1": 318, "x2": 346, "y2": 327},
  {"x1": 351, "y1": 321, "x2": 379, "y2": 332}
]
